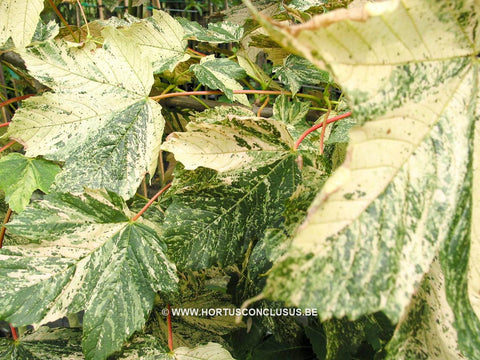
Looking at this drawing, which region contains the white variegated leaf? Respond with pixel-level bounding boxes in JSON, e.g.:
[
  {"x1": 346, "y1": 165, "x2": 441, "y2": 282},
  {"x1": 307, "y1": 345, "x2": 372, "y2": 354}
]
[
  {"x1": 7, "y1": 27, "x2": 164, "y2": 199},
  {"x1": 1, "y1": 190, "x2": 178, "y2": 360},
  {"x1": 0, "y1": 0, "x2": 43, "y2": 48},
  {"x1": 174, "y1": 342, "x2": 234, "y2": 360},
  {"x1": 120, "y1": 10, "x2": 190, "y2": 74},
  {"x1": 190, "y1": 55, "x2": 249, "y2": 106},
  {"x1": 246, "y1": 0, "x2": 480, "y2": 337},
  {"x1": 161, "y1": 116, "x2": 294, "y2": 172},
  {"x1": 385, "y1": 260, "x2": 461, "y2": 359}
]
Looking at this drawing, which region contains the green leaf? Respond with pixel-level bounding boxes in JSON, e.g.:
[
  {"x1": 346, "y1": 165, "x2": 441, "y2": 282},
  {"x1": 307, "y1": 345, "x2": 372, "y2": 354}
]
[
  {"x1": 237, "y1": 52, "x2": 282, "y2": 91},
  {"x1": 7, "y1": 27, "x2": 164, "y2": 199},
  {"x1": 0, "y1": 153, "x2": 60, "y2": 212},
  {"x1": 177, "y1": 18, "x2": 244, "y2": 43},
  {"x1": 0, "y1": 327, "x2": 83, "y2": 360},
  {"x1": 120, "y1": 10, "x2": 190, "y2": 74},
  {"x1": 1, "y1": 190, "x2": 177, "y2": 360},
  {"x1": 190, "y1": 55, "x2": 248, "y2": 105},
  {"x1": 162, "y1": 155, "x2": 300, "y2": 270},
  {"x1": 0, "y1": 0, "x2": 44, "y2": 48},
  {"x1": 246, "y1": 0, "x2": 480, "y2": 326},
  {"x1": 161, "y1": 116, "x2": 294, "y2": 172},
  {"x1": 273, "y1": 54, "x2": 332, "y2": 95}
]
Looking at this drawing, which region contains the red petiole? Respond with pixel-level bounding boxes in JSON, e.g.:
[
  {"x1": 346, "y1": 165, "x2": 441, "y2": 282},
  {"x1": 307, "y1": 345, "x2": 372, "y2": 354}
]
[
  {"x1": 131, "y1": 183, "x2": 172, "y2": 222},
  {"x1": 9, "y1": 324, "x2": 18, "y2": 341},
  {"x1": 0, "y1": 140, "x2": 16, "y2": 153},
  {"x1": 294, "y1": 111, "x2": 352, "y2": 150},
  {"x1": 167, "y1": 304, "x2": 173, "y2": 351},
  {"x1": 0, "y1": 94, "x2": 35, "y2": 109}
]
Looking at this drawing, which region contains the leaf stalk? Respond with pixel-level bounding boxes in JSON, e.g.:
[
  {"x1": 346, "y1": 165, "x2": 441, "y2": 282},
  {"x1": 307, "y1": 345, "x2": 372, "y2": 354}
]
[
  {"x1": 131, "y1": 182, "x2": 172, "y2": 222},
  {"x1": 294, "y1": 111, "x2": 352, "y2": 150}
]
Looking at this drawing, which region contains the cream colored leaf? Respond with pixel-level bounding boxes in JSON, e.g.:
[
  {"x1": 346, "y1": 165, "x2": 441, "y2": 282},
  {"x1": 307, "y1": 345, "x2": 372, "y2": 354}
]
[
  {"x1": 7, "y1": 27, "x2": 164, "y2": 198},
  {"x1": 161, "y1": 116, "x2": 293, "y2": 172},
  {"x1": 246, "y1": 0, "x2": 480, "y2": 325},
  {"x1": 469, "y1": 105, "x2": 480, "y2": 319},
  {"x1": 174, "y1": 342, "x2": 234, "y2": 360},
  {"x1": 0, "y1": 0, "x2": 44, "y2": 48},
  {"x1": 120, "y1": 10, "x2": 190, "y2": 74},
  {"x1": 386, "y1": 260, "x2": 461, "y2": 359}
]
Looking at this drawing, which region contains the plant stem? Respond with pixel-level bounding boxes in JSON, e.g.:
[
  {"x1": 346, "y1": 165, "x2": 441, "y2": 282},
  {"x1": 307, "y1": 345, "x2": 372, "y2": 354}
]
[
  {"x1": 319, "y1": 87, "x2": 332, "y2": 154},
  {"x1": 76, "y1": 0, "x2": 91, "y2": 39},
  {"x1": 257, "y1": 95, "x2": 269, "y2": 117},
  {"x1": 151, "y1": 90, "x2": 287, "y2": 101},
  {"x1": 47, "y1": 0, "x2": 79, "y2": 43},
  {"x1": 0, "y1": 94, "x2": 35, "y2": 108},
  {"x1": 0, "y1": 140, "x2": 16, "y2": 153},
  {"x1": 0, "y1": 122, "x2": 10, "y2": 128},
  {"x1": 9, "y1": 324, "x2": 18, "y2": 341},
  {"x1": 187, "y1": 47, "x2": 207, "y2": 57},
  {"x1": 131, "y1": 183, "x2": 172, "y2": 222},
  {"x1": 167, "y1": 304, "x2": 173, "y2": 351},
  {"x1": 294, "y1": 111, "x2": 352, "y2": 150},
  {"x1": 0, "y1": 208, "x2": 12, "y2": 249}
]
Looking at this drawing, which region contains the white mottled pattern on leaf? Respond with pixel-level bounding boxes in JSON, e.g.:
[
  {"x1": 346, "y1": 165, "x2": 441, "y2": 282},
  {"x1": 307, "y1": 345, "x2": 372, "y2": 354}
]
[
  {"x1": 247, "y1": 0, "x2": 480, "y2": 324},
  {"x1": 161, "y1": 116, "x2": 293, "y2": 172},
  {"x1": 163, "y1": 156, "x2": 300, "y2": 269},
  {"x1": 470, "y1": 108, "x2": 480, "y2": 319},
  {"x1": 174, "y1": 342, "x2": 234, "y2": 360},
  {"x1": 385, "y1": 260, "x2": 460, "y2": 359},
  {"x1": 7, "y1": 27, "x2": 164, "y2": 199},
  {"x1": 120, "y1": 10, "x2": 190, "y2": 73},
  {"x1": 1, "y1": 190, "x2": 178, "y2": 360},
  {"x1": 0, "y1": 0, "x2": 43, "y2": 48},
  {"x1": 190, "y1": 55, "x2": 249, "y2": 105},
  {"x1": 178, "y1": 18, "x2": 244, "y2": 44}
]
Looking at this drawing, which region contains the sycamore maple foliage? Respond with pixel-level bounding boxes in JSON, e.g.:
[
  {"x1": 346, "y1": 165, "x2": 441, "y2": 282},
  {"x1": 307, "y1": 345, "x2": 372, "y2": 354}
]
[{"x1": 0, "y1": 0, "x2": 479, "y2": 359}]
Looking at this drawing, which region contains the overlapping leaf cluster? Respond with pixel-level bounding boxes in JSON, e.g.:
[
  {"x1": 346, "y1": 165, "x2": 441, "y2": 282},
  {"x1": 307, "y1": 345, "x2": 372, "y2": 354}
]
[{"x1": 1, "y1": 0, "x2": 479, "y2": 359}]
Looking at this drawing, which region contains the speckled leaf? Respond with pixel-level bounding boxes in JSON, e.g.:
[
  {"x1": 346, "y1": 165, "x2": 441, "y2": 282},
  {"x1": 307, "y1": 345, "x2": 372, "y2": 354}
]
[
  {"x1": 287, "y1": 0, "x2": 326, "y2": 12},
  {"x1": 193, "y1": 106, "x2": 255, "y2": 124},
  {"x1": 385, "y1": 260, "x2": 462, "y2": 360},
  {"x1": 119, "y1": 11, "x2": 190, "y2": 74},
  {"x1": 324, "y1": 117, "x2": 356, "y2": 145},
  {"x1": 246, "y1": 0, "x2": 480, "y2": 325},
  {"x1": 177, "y1": 18, "x2": 243, "y2": 43},
  {"x1": 6, "y1": 27, "x2": 164, "y2": 199},
  {"x1": 439, "y1": 159, "x2": 480, "y2": 359},
  {"x1": 161, "y1": 116, "x2": 294, "y2": 172},
  {"x1": 0, "y1": 326, "x2": 83, "y2": 360},
  {"x1": 273, "y1": 54, "x2": 332, "y2": 95},
  {"x1": 162, "y1": 155, "x2": 300, "y2": 270},
  {"x1": 272, "y1": 95, "x2": 313, "y2": 141},
  {"x1": 114, "y1": 335, "x2": 170, "y2": 359},
  {"x1": 0, "y1": 0, "x2": 44, "y2": 48},
  {"x1": 469, "y1": 111, "x2": 480, "y2": 321},
  {"x1": 174, "y1": 342, "x2": 234, "y2": 360},
  {"x1": 0, "y1": 153, "x2": 60, "y2": 212},
  {"x1": 190, "y1": 55, "x2": 248, "y2": 105},
  {"x1": 1, "y1": 190, "x2": 178, "y2": 360}
]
